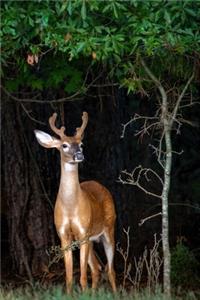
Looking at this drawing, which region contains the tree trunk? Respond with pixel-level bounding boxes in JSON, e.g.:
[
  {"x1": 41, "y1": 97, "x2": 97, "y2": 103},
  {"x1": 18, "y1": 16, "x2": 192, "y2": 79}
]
[
  {"x1": 162, "y1": 125, "x2": 172, "y2": 296},
  {"x1": 2, "y1": 97, "x2": 55, "y2": 278},
  {"x1": 141, "y1": 59, "x2": 172, "y2": 295}
]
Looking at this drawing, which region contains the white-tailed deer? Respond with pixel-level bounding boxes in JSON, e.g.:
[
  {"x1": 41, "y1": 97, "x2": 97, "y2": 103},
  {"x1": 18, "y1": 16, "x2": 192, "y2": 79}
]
[{"x1": 34, "y1": 112, "x2": 116, "y2": 293}]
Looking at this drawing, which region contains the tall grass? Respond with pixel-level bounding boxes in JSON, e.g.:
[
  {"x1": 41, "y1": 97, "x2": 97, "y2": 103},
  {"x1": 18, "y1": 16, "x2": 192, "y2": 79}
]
[{"x1": 0, "y1": 285, "x2": 199, "y2": 300}]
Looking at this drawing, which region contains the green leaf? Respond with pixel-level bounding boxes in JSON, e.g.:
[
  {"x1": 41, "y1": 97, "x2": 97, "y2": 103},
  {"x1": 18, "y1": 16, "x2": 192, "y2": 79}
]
[
  {"x1": 31, "y1": 79, "x2": 43, "y2": 90},
  {"x1": 185, "y1": 8, "x2": 197, "y2": 17},
  {"x1": 81, "y1": 0, "x2": 86, "y2": 20},
  {"x1": 60, "y1": 1, "x2": 68, "y2": 14},
  {"x1": 2, "y1": 26, "x2": 16, "y2": 35},
  {"x1": 41, "y1": 15, "x2": 49, "y2": 27},
  {"x1": 28, "y1": 16, "x2": 34, "y2": 27},
  {"x1": 67, "y1": 0, "x2": 72, "y2": 15},
  {"x1": 76, "y1": 42, "x2": 86, "y2": 53},
  {"x1": 5, "y1": 79, "x2": 20, "y2": 92},
  {"x1": 164, "y1": 10, "x2": 171, "y2": 24},
  {"x1": 113, "y1": 3, "x2": 119, "y2": 19}
]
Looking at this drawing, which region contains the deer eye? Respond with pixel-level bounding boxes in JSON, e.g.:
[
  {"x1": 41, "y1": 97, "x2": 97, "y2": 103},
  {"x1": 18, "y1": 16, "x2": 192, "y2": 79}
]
[{"x1": 62, "y1": 144, "x2": 69, "y2": 149}]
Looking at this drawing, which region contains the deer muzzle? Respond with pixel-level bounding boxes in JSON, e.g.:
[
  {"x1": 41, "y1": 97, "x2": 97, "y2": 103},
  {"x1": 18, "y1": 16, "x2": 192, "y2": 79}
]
[{"x1": 73, "y1": 151, "x2": 84, "y2": 162}]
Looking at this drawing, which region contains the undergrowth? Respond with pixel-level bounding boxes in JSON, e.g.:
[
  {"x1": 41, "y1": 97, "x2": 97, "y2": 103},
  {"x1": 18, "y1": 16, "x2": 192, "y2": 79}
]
[
  {"x1": 171, "y1": 242, "x2": 200, "y2": 288},
  {"x1": 1, "y1": 233, "x2": 199, "y2": 300},
  {"x1": 0, "y1": 285, "x2": 199, "y2": 300}
]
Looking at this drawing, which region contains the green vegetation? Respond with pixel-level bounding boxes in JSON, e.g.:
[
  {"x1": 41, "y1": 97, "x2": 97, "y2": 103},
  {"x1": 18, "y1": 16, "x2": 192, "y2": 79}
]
[
  {"x1": 1, "y1": 0, "x2": 199, "y2": 94},
  {"x1": 171, "y1": 242, "x2": 200, "y2": 288},
  {"x1": 1, "y1": 285, "x2": 198, "y2": 300},
  {"x1": 0, "y1": 285, "x2": 199, "y2": 300}
]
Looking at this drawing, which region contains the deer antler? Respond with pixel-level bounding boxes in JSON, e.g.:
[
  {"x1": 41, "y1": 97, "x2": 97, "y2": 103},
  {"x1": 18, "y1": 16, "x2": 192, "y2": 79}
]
[
  {"x1": 75, "y1": 112, "x2": 88, "y2": 138},
  {"x1": 49, "y1": 113, "x2": 66, "y2": 139}
]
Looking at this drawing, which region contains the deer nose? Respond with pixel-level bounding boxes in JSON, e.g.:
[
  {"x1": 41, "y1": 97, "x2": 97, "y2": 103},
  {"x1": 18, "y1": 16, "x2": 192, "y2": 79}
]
[{"x1": 73, "y1": 151, "x2": 84, "y2": 161}]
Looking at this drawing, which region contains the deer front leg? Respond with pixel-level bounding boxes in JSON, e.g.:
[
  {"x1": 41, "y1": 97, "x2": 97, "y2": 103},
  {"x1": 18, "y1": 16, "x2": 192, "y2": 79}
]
[
  {"x1": 88, "y1": 242, "x2": 101, "y2": 290},
  {"x1": 80, "y1": 241, "x2": 89, "y2": 291},
  {"x1": 61, "y1": 237, "x2": 73, "y2": 294}
]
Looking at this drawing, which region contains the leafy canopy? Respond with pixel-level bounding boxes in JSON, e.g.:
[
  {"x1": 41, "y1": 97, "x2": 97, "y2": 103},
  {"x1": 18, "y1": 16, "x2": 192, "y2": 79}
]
[{"x1": 1, "y1": 0, "x2": 200, "y2": 93}]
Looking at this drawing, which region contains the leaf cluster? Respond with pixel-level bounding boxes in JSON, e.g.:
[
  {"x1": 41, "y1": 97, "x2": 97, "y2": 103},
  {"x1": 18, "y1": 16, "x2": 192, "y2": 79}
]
[{"x1": 1, "y1": 0, "x2": 199, "y2": 92}]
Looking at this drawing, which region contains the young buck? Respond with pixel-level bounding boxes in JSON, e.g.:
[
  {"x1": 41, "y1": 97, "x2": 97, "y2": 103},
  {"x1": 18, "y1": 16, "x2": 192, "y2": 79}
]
[{"x1": 34, "y1": 112, "x2": 116, "y2": 293}]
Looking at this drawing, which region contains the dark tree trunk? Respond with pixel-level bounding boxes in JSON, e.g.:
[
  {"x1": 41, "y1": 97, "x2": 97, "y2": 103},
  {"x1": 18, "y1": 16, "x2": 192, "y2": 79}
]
[{"x1": 2, "y1": 97, "x2": 56, "y2": 279}]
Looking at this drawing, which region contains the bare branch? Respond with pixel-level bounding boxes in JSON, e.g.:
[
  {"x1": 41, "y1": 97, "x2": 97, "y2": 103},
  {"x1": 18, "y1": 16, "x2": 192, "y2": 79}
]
[
  {"x1": 171, "y1": 73, "x2": 195, "y2": 124},
  {"x1": 116, "y1": 227, "x2": 131, "y2": 290},
  {"x1": 171, "y1": 149, "x2": 184, "y2": 155},
  {"x1": 1, "y1": 85, "x2": 83, "y2": 104},
  {"x1": 20, "y1": 103, "x2": 46, "y2": 125},
  {"x1": 121, "y1": 113, "x2": 159, "y2": 138},
  {"x1": 121, "y1": 118, "x2": 134, "y2": 138},
  {"x1": 141, "y1": 58, "x2": 167, "y2": 110},
  {"x1": 0, "y1": 67, "x2": 103, "y2": 104},
  {"x1": 139, "y1": 212, "x2": 162, "y2": 226},
  {"x1": 149, "y1": 135, "x2": 165, "y2": 169},
  {"x1": 135, "y1": 121, "x2": 160, "y2": 137},
  {"x1": 178, "y1": 117, "x2": 198, "y2": 127},
  {"x1": 90, "y1": 83, "x2": 119, "y2": 87},
  {"x1": 180, "y1": 101, "x2": 200, "y2": 109},
  {"x1": 118, "y1": 166, "x2": 162, "y2": 199}
]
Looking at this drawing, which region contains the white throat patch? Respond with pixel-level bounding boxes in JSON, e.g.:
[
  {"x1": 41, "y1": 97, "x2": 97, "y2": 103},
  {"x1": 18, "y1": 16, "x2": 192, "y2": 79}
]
[{"x1": 64, "y1": 162, "x2": 77, "y2": 172}]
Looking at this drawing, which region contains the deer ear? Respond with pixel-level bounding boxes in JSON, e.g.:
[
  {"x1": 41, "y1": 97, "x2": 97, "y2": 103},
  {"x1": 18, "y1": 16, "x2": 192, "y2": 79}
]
[{"x1": 34, "y1": 130, "x2": 61, "y2": 149}]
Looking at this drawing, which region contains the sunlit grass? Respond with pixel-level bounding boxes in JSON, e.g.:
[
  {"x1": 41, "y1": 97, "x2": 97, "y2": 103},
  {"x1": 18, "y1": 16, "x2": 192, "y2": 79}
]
[{"x1": 0, "y1": 285, "x2": 199, "y2": 300}]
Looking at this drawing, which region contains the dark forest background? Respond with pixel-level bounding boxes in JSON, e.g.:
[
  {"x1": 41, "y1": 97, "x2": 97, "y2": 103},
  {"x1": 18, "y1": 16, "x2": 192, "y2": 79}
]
[
  {"x1": 1, "y1": 0, "x2": 200, "y2": 292},
  {"x1": 2, "y1": 85, "x2": 200, "y2": 284}
]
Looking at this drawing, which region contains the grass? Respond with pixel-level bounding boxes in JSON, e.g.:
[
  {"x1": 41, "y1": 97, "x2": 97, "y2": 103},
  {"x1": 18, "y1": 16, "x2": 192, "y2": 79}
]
[{"x1": 0, "y1": 285, "x2": 199, "y2": 300}]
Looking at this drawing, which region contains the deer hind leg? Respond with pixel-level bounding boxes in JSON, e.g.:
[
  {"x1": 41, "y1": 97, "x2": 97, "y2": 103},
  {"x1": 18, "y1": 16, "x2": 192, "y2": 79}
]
[
  {"x1": 102, "y1": 229, "x2": 117, "y2": 292},
  {"x1": 80, "y1": 241, "x2": 90, "y2": 291},
  {"x1": 88, "y1": 242, "x2": 101, "y2": 289},
  {"x1": 60, "y1": 236, "x2": 73, "y2": 294}
]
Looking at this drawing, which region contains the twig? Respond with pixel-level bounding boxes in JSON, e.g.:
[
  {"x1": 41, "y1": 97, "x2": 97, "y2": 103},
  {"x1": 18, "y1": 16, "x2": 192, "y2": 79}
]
[
  {"x1": 90, "y1": 83, "x2": 119, "y2": 87},
  {"x1": 47, "y1": 235, "x2": 89, "y2": 269},
  {"x1": 1, "y1": 85, "x2": 83, "y2": 103},
  {"x1": 141, "y1": 58, "x2": 168, "y2": 113},
  {"x1": 20, "y1": 103, "x2": 46, "y2": 125},
  {"x1": 139, "y1": 212, "x2": 162, "y2": 226},
  {"x1": 144, "y1": 234, "x2": 163, "y2": 292},
  {"x1": 171, "y1": 73, "x2": 194, "y2": 124},
  {"x1": 121, "y1": 114, "x2": 159, "y2": 138},
  {"x1": 180, "y1": 101, "x2": 200, "y2": 109},
  {"x1": 118, "y1": 166, "x2": 162, "y2": 199},
  {"x1": 116, "y1": 227, "x2": 133, "y2": 291},
  {"x1": 135, "y1": 121, "x2": 160, "y2": 137}
]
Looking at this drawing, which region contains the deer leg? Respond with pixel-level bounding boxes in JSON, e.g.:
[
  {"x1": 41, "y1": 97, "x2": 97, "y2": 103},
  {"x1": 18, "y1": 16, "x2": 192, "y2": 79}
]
[
  {"x1": 88, "y1": 242, "x2": 101, "y2": 289},
  {"x1": 102, "y1": 229, "x2": 117, "y2": 292},
  {"x1": 80, "y1": 241, "x2": 89, "y2": 291},
  {"x1": 61, "y1": 237, "x2": 73, "y2": 294}
]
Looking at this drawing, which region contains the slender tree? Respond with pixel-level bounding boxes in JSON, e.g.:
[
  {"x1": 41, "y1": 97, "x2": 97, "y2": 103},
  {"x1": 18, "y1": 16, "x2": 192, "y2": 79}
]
[{"x1": 140, "y1": 60, "x2": 194, "y2": 295}]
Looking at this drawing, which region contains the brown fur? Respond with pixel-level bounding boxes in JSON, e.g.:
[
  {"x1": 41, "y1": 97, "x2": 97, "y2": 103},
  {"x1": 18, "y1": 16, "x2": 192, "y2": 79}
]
[{"x1": 34, "y1": 112, "x2": 117, "y2": 293}]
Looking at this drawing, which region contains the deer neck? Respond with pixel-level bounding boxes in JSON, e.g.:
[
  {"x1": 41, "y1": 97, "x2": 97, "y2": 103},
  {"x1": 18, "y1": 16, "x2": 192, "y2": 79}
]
[{"x1": 58, "y1": 161, "x2": 81, "y2": 205}]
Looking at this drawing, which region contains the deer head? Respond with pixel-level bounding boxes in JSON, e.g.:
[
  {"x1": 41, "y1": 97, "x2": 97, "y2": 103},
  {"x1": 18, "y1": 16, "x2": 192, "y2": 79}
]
[{"x1": 34, "y1": 112, "x2": 88, "y2": 163}]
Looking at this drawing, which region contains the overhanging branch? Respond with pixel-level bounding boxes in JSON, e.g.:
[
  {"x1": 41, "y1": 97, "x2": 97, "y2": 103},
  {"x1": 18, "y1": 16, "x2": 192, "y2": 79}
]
[
  {"x1": 171, "y1": 73, "x2": 195, "y2": 124},
  {"x1": 140, "y1": 58, "x2": 167, "y2": 108}
]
